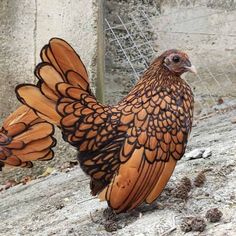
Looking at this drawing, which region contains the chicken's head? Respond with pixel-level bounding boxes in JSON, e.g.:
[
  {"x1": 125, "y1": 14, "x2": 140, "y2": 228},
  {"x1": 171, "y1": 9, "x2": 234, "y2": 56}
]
[{"x1": 161, "y1": 49, "x2": 197, "y2": 76}]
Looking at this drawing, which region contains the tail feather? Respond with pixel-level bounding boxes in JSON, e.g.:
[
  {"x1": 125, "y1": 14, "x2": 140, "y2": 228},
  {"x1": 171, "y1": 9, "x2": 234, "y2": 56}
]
[
  {"x1": 16, "y1": 84, "x2": 61, "y2": 126},
  {"x1": 66, "y1": 71, "x2": 89, "y2": 90},
  {"x1": 15, "y1": 122, "x2": 54, "y2": 143},
  {"x1": 39, "y1": 150, "x2": 54, "y2": 161},
  {"x1": 42, "y1": 44, "x2": 66, "y2": 80},
  {"x1": 12, "y1": 136, "x2": 54, "y2": 155},
  {"x1": 15, "y1": 38, "x2": 104, "y2": 153},
  {"x1": 0, "y1": 105, "x2": 56, "y2": 169},
  {"x1": 4, "y1": 140, "x2": 24, "y2": 149},
  {"x1": 16, "y1": 38, "x2": 92, "y2": 128},
  {"x1": 3, "y1": 105, "x2": 34, "y2": 127},
  {"x1": 4, "y1": 123, "x2": 27, "y2": 137},
  {"x1": 40, "y1": 46, "x2": 50, "y2": 63},
  {"x1": 13, "y1": 149, "x2": 53, "y2": 162},
  {"x1": 47, "y1": 38, "x2": 88, "y2": 81},
  {"x1": 37, "y1": 63, "x2": 64, "y2": 95},
  {"x1": 39, "y1": 82, "x2": 59, "y2": 101},
  {"x1": 57, "y1": 83, "x2": 85, "y2": 100}
]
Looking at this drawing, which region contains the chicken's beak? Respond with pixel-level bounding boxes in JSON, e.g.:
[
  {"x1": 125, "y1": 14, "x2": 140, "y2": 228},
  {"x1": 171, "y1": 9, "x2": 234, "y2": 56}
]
[{"x1": 185, "y1": 65, "x2": 197, "y2": 75}]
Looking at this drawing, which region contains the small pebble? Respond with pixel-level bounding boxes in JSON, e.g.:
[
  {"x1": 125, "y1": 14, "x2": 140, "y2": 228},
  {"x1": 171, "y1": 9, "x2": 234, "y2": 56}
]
[
  {"x1": 103, "y1": 208, "x2": 117, "y2": 220},
  {"x1": 194, "y1": 171, "x2": 206, "y2": 187},
  {"x1": 185, "y1": 149, "x2": 204, "y2": 160},
  {"x1": 55, "y1": 202, "x2": 65, "y2": 210},
  {"x1": 172, "y1": 177, "x2": 192, "y2": 199},
  {"x1": 172, "y1": 185, "x2": 189, "y2": 199},
  {"x1": 104, "y1": 220, "x2": 118, "y2": 232},
  {"x1": 180, "y1": 217, "x2": 193, "y2": 232},
  {"x1": 20, "y1": 176, "x2": 32, "y2": 185},
  {"x1": 191, "y1": 217, "x2": 206, "y2": 232},
  {"x1": 4, "y1": 180, "x2": 18, "y2": 189},
  {"x1": 180, "y1": 177, "x2": 192, "y2": 192},
  {"x1": 231, "y1": 117, "x2": 236, "y2": 124},
  {"x1": 202, "y1": 148, "x2": 212, "y2": 158},
  {"x1": 205, "y1": 208, "x2": 223, "y2": 222},
  {"x1": 217, "y1": 97, "x2": 224, "y2": 105}
]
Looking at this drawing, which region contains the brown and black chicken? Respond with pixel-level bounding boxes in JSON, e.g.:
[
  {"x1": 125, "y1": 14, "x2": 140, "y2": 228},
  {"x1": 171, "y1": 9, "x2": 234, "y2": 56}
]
[
  {"x1": 0, "y1": 105, "x2": 56, "y2": 170},
  {"x1": 16, "y1": 38, "x2": 195, "y2": 213}
]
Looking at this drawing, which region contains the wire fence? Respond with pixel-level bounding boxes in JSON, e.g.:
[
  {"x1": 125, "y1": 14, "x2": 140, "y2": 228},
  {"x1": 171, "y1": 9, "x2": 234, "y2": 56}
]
[{"x1": 104, "y1": 1, "x2": 236, "y2": 119}]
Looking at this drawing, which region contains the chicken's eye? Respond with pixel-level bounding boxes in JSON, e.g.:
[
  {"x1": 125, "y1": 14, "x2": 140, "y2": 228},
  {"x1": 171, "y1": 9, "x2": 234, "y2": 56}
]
[{"x1": 172, "y1": 56, "x2": 180, "y2": 63}]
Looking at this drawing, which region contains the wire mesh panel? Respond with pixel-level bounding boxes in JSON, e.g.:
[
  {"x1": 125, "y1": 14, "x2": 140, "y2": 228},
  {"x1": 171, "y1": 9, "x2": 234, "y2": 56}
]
[{"x1": 104, "y1": 0, "x2": 236, "y2": 119}]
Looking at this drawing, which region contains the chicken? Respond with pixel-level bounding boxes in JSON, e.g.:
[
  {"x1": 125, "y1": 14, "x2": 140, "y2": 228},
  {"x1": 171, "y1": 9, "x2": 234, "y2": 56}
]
[
  {"x1": 0, "y1": 105, "x2": 56, "y2": 170},
  {"x1": 16, "y1": 38, "x2": 195, "y2": 213}
]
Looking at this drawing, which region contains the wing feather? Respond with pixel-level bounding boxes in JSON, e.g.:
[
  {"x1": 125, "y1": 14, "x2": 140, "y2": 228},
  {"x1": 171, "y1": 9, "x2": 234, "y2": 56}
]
[{"x1": 146, "y1": 157, "x2": 176, "y2": 203}]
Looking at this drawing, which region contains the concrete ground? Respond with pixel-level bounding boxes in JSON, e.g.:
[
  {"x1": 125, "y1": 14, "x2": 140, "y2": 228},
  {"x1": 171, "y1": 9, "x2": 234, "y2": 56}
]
[{"x1": 0, "y1": 109, "x2": 235, "y2": 236}]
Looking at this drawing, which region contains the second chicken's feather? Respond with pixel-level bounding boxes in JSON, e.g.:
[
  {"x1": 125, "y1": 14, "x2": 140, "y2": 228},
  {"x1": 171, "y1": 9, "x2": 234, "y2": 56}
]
[{"x1": 0, "y1": 105, "x2": 56, "y2": 169}]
